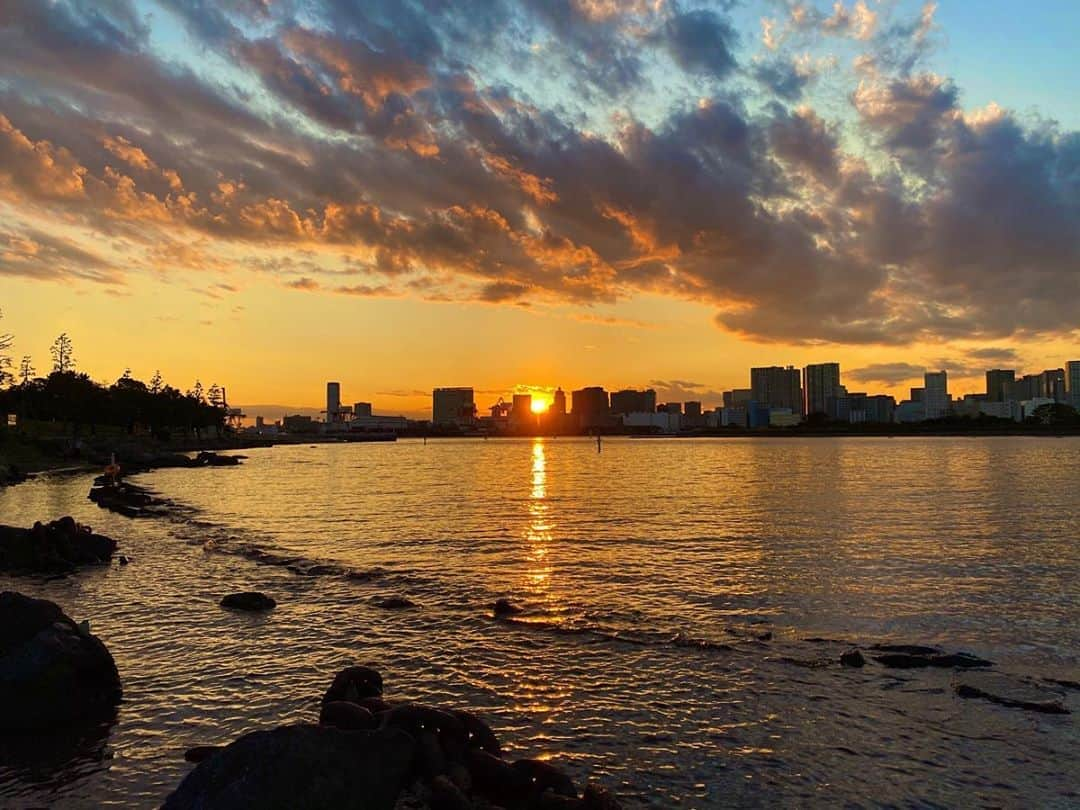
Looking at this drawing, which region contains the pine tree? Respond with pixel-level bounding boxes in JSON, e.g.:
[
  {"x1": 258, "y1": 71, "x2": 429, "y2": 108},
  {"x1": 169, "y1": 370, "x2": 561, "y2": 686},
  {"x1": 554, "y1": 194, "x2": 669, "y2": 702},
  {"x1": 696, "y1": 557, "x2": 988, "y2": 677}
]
[
  {"x1": 17, "y1": 356, "x2": 35, "y2": 386},
  {"x1": 50, "y1": 332, "x2": 75, "y2": 373}
]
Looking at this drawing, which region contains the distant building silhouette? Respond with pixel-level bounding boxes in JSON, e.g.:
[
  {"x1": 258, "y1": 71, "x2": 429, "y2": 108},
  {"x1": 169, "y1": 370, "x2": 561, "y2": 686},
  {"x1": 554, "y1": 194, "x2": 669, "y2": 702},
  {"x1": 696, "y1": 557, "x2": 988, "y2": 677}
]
[
  {"x1": 985, "y1": 369, "x2": 1015, "y2": 403},
  {"x1": 551, "y1": 388, "x2": 567, "y2": 416},
  {"x1": 722, "y1": 389, "x2": 752, "y2": 408},
  {"x1": 804, "y1": 362, "x2": 841, "y2": 416},
  {"x1": 571, "y1": 386, "x2": 609, "y2": 430},
  {"x1": 750, "y1": 366, "x2": 803, "y2": 416},
  {"x1": 924, "y1": 371, "x2": 950, "y2": 419},
  {"x1": 609, "y1": 388, "x2": 656, "y2": 415},
  {"x1": 1068, "y1": 361, "x2": 1080, "y2": 408},
  {"x1": 433, "y1": 387, "x2": 476, "y2": 427}
]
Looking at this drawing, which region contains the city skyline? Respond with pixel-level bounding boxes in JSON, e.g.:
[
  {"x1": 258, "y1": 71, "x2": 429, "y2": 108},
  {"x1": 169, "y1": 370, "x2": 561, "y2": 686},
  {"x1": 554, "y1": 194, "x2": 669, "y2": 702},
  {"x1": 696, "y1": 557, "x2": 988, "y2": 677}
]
[{"x1": 2, "y1": 2, "x2": 1080, "y2": 415}]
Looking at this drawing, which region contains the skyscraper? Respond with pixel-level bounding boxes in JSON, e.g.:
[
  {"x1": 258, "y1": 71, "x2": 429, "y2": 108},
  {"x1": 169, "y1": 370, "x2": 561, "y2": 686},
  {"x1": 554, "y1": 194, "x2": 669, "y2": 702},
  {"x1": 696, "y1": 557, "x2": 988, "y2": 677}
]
[
  {"x1": 571, "y1": 387, "x2": 610, "y2": 429},
  {"x1": 432, "y1": 387, "x2": 476, "y2": 427},
  {"x1": 924, "y1": 371, "x2": 949, "y2": 419},
  {"x1": 803, "y1": 363, "x2": 841, "y2": 416},
  {"x1": 1067, "y1": 361, "x2": 1080, "y2": 408},
  {"x1": 750, "y1": 366, "x2": 803, "y2": 415},
  {"x1": 551, "y1": 388, "x2": 567, "y2": 416},
  {"x1": 609, "y1": 389, "x2": 657, "y2": 414},
  {"x1": 985, "y1": 369, "x2": 1015, "y2": 403},
  {"x1": 326, "y1": 381, "x2": 341, "y2": 423},
  {"x1": 1037, "y1": 369, "x2": 1066, "y2": 402}
]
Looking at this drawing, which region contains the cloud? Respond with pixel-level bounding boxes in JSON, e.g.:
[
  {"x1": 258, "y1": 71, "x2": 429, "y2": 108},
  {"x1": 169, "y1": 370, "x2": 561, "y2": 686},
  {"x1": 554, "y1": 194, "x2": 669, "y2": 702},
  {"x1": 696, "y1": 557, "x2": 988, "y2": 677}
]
[
  {"x1": 847, "y1": 363, "x2": 925, "y2": 385},
  {"x1": 0, "y1": 0, "x2": 1076, "y2": 350}
]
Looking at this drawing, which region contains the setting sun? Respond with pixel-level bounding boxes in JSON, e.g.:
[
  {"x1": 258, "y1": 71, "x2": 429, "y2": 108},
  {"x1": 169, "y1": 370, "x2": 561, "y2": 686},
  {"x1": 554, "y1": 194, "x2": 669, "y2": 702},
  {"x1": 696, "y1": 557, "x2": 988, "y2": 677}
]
[{"x1": 530, "y1": 398, "x2": 549, "y2": 414}]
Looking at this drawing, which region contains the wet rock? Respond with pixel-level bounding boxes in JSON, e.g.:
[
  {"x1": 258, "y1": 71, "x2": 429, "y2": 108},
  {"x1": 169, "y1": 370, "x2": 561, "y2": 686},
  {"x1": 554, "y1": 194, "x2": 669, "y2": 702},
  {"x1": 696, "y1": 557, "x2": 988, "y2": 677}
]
[
  {"x1": 163, "y1": 725, "x2": 415, "y2": 810},
  {"x1": 582, "y1": 783, "x2": 623, "y2": 809},
  {"x1": 358, "y1": 696, "x2": 394, "y2": 714},
  {"x1": 320, "y1": 701, "x2": 377, "y2": 730},
  {"x1": 428, "y1": 774, "x2": 473, "y2": 810},
  {"x1": 194, "y1": 451, "x2": 242, "y2": 467},
  {"x1": 89, "y1": 480, "x2": 170, "y2": 518},
  {"x1": 512, "y1": 759, "x2": 578, "y2": 800},
  {"x1": 0, "y1": 591, "x2": 122, "y2": 731},
  {"x1": 381, "y1": 704, "x2": 467, "y2": 761},
  {"x1": 220, "y1": 591, "x2": 276, "y2": 612},
  {"x1": 840, "y1": 649, "x2": 866, "y2": 668},
  {"x1": 0, "y1": 517, "x2": 117, "y2": 574},
  {"x1": 322, "y1": 665, "x2": 384, "y2": 704},
  {"x1": 184, "y1": 744, "x2": 224, "y2": 763},
  {"x1": 467, "y1": 749, "x2": 532, "y2": 806},
  {"x1": 451, "y1": 709, "x2": 502, "y2": 757},
  {"x1": 0, "y1": 464, "x2": 28, "y2": 487},
  {"x1": 874, "y1": 650, "x2": 992, "y2": 669},
  {"x1": 375, "y1": 596, "x2": 418, "y2": 610},
  {"x1": 871, "y1": 644, "x2": 941, "y2": 656},
  {"x1": 493, "y1": 598, "x2": 523, "y2": 618},
  {"x1": 955, "y1": 673, "x2": 1070, "y2": 715}
]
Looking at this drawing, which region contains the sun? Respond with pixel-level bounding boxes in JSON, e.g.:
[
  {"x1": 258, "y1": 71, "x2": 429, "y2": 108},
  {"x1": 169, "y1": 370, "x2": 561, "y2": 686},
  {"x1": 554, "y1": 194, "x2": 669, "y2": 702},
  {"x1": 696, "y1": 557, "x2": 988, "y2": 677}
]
[{"x1": 530, "y1": 398, "x2": 549, "y2": 414}]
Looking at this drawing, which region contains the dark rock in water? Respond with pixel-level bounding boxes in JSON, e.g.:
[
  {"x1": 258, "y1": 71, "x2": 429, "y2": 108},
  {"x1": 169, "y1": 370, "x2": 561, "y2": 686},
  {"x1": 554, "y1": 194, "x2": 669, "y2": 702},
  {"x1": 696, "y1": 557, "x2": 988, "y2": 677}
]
[
  {"x1": 955, "y1": 683, "x2": 1069, "y2": 715},
  {"x1": 219, "y1": 591, "x2": 276, "y2": 611},
  {"x1": 0, "y1": 517, "x2": 117, "y2": 574},
  {"x1": 874, "y1": 650, "x2": 993, "y2": 669},
  {"x1": 493, "y1": 598, "x2": 523, "y2": 617},
  {"x1": 840, "y1": 649, "x2": 866, "y2": 668},
  {"x1": 319, "y1": 701, "x2": 376, "y2": 730},
  {"x1": 0, "y1": 464, "x2": 28, "y2": 487},
  {"x1": 582, "y1": 783, "x2": 624, "y2": 809},
  {"x1": 118, "y1": 555, "x2": 130, "y2": 566},
  {"x1": 512, "y1": 758, "x2": 578, "y2": 799},
  {"x1": 428, "y1": 774, "x2": 473, "y2": 810},
  {"x1": 871, "y1": 644, "x2": 942, "y2": 656},
  {"x1": 374, "y1": 595, "x2": 418, "y2": 610},
  {"x1": 89, "y1": 480, "x2": 169, "y2": 518},
  {"x1": 184, "y1": 744, "x2": 224, "y2": 763},
  {"x1": 356, "y1": 696, "x2": 393, "y2": 714},
  {"x1": 468, "y1": 749, "x2": 532, "y2": 806},
  {"x1": 955, "y1": 673, "x2": 1070, "y2": 715},
  {"x1": 0, "y1": 591, "x2": 122, "y2": 731},
  {"x1": 162, "y1": 725, "x2": 415, "y2": 810},
  {"x1": 322, "y1": 665, "x2": 384, "y2": 704},
  {"x1": 194, "y1": 451, "x2": 242, "y2": 467},
  {"x1": 451, "y1": 708, "x2": 502, "y2": 757},
  {"x1": 381, "y1": 704, "x2": 466, "y2": 753}
]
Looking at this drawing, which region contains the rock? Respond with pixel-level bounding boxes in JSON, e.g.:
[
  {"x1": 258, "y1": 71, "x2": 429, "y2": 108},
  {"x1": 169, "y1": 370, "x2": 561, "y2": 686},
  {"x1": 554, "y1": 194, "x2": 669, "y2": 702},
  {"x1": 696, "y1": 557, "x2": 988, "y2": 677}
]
[
  {"x1": 451, "y1": 709, "x2": 502, "y2": 757},
  {"x1": 89, "y1": 480, "x2": 170, "y2": 518},
  {"x1": 428, "y1": 774, "x2": 473, "y2": 810},
  {"x1": 357, "y1": 696, "x2": 393, "y2": 714},
  {"x1": 381, "y1": 704, "x2": 467, "y2": 760},
  {"x1": 840, "y1": 649, "x2": 865, "y2": 668},
  {"x1": 375, "y1": 596, "x2": 418, "y2": 610},
  {"x1": 511, "y1": 759, "x2": 578, "y2": 800},
  {"x1": 493, "y1": 598, "x2": 523, "y2": 618},
  {"x1": 0, "y1": 517, "x2": 117, "y2": 574},
  {"x1": 954, "y1": 673, "x2": 1070, "y2": 715},
  {"x1": 184, "y1": 744, "x2": 224, "y2": 763},
  {"x1": 871, "y1": 644, "x2": 941, "y2": 656},
  {"x1": 0, "y1": 591, "x2": 122, "y2": 731},
  {"x1": 320, "y1": 701, "x2": 376, "y2": 730},
  {"x1": 220, "y1": 591, "x2": 276, "y2": 611},
  {"x1": 873, "y1": 651, "x2": 993, "y2": 669},
  {"x1": 163, "y1": 725, "x2": 415, "y2": 810},
  {"x1": 467, "y1": 749, "x2": 532, "y2": 806},
  {"x1": 322, "y1": 665, "x2": 384, "y2": 704},
  {"x1": 194, "y1": 451, "x2": 242, "y2": 467},
  {"x1": 582, "y1": 783, "x2": 623, "y2": 809}
]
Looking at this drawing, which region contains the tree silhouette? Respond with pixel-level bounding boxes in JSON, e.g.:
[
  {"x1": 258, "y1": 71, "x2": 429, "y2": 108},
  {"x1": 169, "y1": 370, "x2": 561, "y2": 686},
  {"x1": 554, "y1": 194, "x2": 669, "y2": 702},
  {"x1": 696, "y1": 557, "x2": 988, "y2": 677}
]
[
  {"x1": 0, "y1": 309, "x2": 12, "y2": 386},
  {"x1": 149, "y1": 370, "x2": 164, "y2": 394},
  {"x1": 207, "y1": 383, "x2": 224, "y2": 409},
  {"x1": 17, "y1": 356, "x2": 35, "y2": 386},
  {"x1": 50, "y1": 333, "x2": 75, "y2": 373},
  {"x1": 189, "y1": 379, "x2": 205, "y2": 402}
]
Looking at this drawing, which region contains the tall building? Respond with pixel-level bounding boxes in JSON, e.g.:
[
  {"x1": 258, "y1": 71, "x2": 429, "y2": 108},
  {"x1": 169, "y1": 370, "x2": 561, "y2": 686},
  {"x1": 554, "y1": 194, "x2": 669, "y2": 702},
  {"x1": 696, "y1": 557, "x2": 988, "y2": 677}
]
[
  {"x1": 326, "y1": 382, "x2": 342, "y2": 423},
  {"x1": 432, "y1": 387, "x2": 476, "y2": 427},
  {"x1": 1037, "y1": 369, "x2": 1066, "y2": 402},
  {"x1": 609, "y1": 388, "x2": 657, "y2": 415},
  {"x1": 510, "y1": 393, "x2": 533, "y2": 428},
  {"x1": 551, "y1": 388, "x2": 567, "y2": 416},
  {"x1": 723, "y1": 389, "x2": 752, "y2": 408},
  {"x1": 803, "y1": 362, "x2": 841, "y2": 416},
  {"x1": 353, "y1": 402, "x2": 372, "y2": 418},
  {"x1": 750, "y1": 366, "x2": 803, "y2": 416},
  {"x1": 1068, "y1": 361, "x2": 1080, "y2": 408},
  {"x1": 684, "y1": 401, "x2": 702, "y2": 417},
  {"x1": 1007, "y1": 374, "x2": 1040, "y2": 402},
  {"x1": 571, "y1": 387, "x2": 610, "y2": 429},
  {"x1": 985, "y1": 369, "x2": 1015, "y2": 403},
  {"x1": 658, "y1": 402, "x2": 682, "y2": 415},
  {"x1": 924, "y1": 371, "x2": 949, "y2": 419},
  {"x1": 910, "y1": 387, "x2": 925, "y2": 403}
]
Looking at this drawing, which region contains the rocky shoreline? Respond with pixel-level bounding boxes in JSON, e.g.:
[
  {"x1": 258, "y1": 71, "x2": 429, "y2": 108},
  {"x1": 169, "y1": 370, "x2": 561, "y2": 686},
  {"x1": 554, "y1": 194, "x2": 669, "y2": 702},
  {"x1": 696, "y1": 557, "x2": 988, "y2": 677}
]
[{"x1": 0, "y1": 516, "x2": 117, "y2": 575}]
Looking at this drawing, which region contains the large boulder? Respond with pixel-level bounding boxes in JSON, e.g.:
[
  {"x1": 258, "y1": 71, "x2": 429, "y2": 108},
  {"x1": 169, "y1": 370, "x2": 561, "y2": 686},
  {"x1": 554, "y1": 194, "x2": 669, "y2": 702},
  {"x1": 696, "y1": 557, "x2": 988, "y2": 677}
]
[
  {"x1": 0, "y1": 517, "x2": 117, "y2": 574},
  {"x1": 220, "y1": 592, "x2": 276, "y2": 612},
  {"x1": 163, "y1": 725, "x2": 416, "y2": 810},
  {"x1": 0, "y1": 591, "x2": 122, "y2": 731}
]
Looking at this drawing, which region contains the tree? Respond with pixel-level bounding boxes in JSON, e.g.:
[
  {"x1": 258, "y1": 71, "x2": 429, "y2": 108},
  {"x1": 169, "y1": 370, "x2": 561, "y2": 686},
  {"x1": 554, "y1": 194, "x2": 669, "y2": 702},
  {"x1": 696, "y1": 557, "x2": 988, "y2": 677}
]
[
  {"x1": 50, "y1": 333, "x2": 75, "y2": 373},
  {"x1": 17, "y1": 356, "x2": 35, "y2": 386},
  {"x1": 188, "y1": 379, "x2": 205, "y2": 402},
  {"x1": 149, "y1": 370, "x2": 164, "y2": 394},
  {"x1": 207, "y1": 383, "x2": 224, "y2": 409},
  {"x1": 0, "y1": 308, "x2": 12, "y2": 386}
]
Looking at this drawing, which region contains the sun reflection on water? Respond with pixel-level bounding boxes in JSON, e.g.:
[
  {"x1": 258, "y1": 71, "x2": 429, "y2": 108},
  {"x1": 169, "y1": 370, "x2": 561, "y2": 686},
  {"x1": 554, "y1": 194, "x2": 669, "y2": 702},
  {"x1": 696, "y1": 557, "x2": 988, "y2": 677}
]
[{"x1": 525, "y1": 438, "x2": 553, "y2": 595}]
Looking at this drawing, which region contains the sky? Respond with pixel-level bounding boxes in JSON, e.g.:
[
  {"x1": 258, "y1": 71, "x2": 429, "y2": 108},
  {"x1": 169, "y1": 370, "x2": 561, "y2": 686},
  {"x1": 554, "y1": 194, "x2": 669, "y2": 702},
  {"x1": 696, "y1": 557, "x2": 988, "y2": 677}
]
[{"x1": 0, "y1": 0, "x2": 1078, "y2": 418}]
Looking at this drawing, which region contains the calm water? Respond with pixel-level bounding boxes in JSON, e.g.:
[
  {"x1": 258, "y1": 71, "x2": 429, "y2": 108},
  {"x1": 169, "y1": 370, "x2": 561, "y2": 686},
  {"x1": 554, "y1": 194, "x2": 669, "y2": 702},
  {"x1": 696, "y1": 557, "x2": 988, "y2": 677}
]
[{"x1": 1, "y1": 437, "x2": 1078, "y2": 807}]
